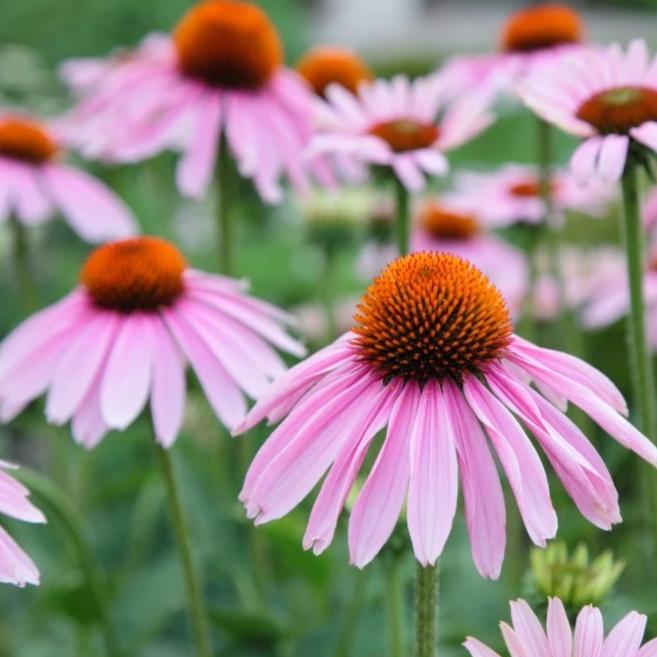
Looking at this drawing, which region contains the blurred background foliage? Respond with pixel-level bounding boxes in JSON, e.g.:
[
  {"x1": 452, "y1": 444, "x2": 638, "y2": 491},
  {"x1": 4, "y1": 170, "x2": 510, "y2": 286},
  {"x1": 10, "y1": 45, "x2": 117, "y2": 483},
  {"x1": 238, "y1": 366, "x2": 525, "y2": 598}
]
[{"x1": 0, "y1": 1, "x2": 657, "y2": 657}]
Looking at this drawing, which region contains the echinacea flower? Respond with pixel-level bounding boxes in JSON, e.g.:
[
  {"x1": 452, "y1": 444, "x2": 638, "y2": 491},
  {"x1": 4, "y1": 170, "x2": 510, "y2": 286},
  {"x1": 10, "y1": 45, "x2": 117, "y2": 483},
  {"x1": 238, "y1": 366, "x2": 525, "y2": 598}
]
[
  {"x1": 308, "y1": 74, "x2": 494, "y2": 192},
  {"x1": 0, "y1": 115, "x2": 135, "y2": 243},
  {"x1": 464, "y1": 598, "x2": 653, "y2": 657},
  {"x1": 60, "y1": 0, "x2": 315, "y2": 203},
  {"x1": 0, "y1": 461, "x2": 45, "y2": 587},
  {"x1": 0, "y1": 236, "x2": 305, "y2": 448},
  {"x1": 296, "y1": 46, "x2": 373, "y2": 97},
  {"x1": 455, "y1": 164, "x2": 612, "y2": 226},
  {"x1": 237, "y1": 252, "x2": 656, "y2": 576},
  {"x1": 519, "y1": 39, "x2": 657, "y2": 183},
  {"x1": 411, "y1": 198, "x2": 528, "y2": 313}
]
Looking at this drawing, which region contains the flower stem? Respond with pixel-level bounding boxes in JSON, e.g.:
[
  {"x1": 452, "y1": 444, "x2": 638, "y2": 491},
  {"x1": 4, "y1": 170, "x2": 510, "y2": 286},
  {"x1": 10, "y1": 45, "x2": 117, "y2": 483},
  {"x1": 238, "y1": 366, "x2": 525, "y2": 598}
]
[
  {"x1": 216, "y1": 141, "x2": 233, "y2": 276},
  {"x1": 10, "y1": 217, "x2": 37, "y2": 315},
  {"x1": 153, "y1": 444, "x2": 212, "y2": 657},
  {"x1": 394, "y1": 177, "x2": 410, "y2": 256},
  {"x1": 16, "y1": 468, "x2": 121, "y2": 657},
  {"x1": 415, "y1": 562, "x2": 439, "y2": 657},
  {"x1": 384, "y1": 554, "x2": 405, "y2": 657}
]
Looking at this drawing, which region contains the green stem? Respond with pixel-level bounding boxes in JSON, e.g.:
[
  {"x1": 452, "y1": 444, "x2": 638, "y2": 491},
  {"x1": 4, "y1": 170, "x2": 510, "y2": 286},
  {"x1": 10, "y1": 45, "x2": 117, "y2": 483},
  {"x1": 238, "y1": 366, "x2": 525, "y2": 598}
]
[
  {"x1": 394, "y1": 177, "x2": 410, "y2": 256},
  {"x1": 384, "y1": 556, "x2": 405, "y2": 657},
  {"x1": 216, "y1": 142, "x2": 233, "y2": 276},
  {"x1": 154, "y1": 444, "x2": 213, "y2": 657},
  {"x1": 16, "y1": 469, "x2": 121, "y2": 657},
  {"x1": 415, "y1": 563, "x2": 438, "y2": 657},
  {"x1": 10, "y1": 217, "x2": 37, "y2": 315}
]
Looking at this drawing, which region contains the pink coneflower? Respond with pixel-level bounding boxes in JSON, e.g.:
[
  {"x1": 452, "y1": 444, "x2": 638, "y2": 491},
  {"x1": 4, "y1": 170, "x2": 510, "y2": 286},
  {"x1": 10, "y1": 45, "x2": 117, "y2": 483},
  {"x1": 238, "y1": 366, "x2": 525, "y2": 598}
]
[
  {"x1": 296, "y1": 47, "x2": 373, "y2": 98},
  {"x1": 237, "y1": 252, "x2": 656, "y2": 576},
  {"x1": 519, "y1": 39, "x2": 657, "y2": 182},
  {"x1": 308, "y1": 74, "x2": 494, "y2": 192},
  {"x1": 0, "y1": 115, "x2": 134, "y2": 243},
  {"x1": 456, "y1": 164, "x2": 612, "y2": 226},
  {"x1": 0, "y1": 461, "x2": 45, "y2": 587},
  {"x1": 60, "y1": 0, "x2": 315, "y2": 203},
  {"x1": 465, "y1": 598, "x2": 653, "y2": 657},
  {"x1": 0, "y1": 236, "x2": 305, "y2": 447},
  {"x1": 412, "y1": 199, "x2": 528, "y2": 314}
]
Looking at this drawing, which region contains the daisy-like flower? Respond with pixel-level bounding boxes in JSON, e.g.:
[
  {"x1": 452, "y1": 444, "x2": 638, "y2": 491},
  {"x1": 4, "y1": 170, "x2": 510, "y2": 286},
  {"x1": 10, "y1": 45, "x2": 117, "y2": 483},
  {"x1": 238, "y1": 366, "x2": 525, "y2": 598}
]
[
  {"x1": 308, "y1": 74, "x2": 494, "y2": 192},
  {"x1": 0, "y1": 236, "x2": 305, "y2": 448},
  {"x1": 464, "y1": 598, "x2": 655, "y2": 657},
  {"x1": 519, "y1": 39, "x2": 657, "y2": 183},
  {"x1": 0, "y1": 461, "x2": 45, "y2": 587},
  {"x1": 61, "y1": 0, "x2": 315, "y2": 203},
  {"x1": 296, "y1": 46, "x2": 373, "y2": 98},
  {"x1": 412, "y1": 199, "x2": 528, "y2": 314},
  {"x1": 0, "y1": 115, "x2": 135, "y2": 243},
  {"x1": 456, "y1": 164, "x2": 612, "y2": 226},
  {"x1": 236, "y1": 252, "x2": 657, "y2": 576}
]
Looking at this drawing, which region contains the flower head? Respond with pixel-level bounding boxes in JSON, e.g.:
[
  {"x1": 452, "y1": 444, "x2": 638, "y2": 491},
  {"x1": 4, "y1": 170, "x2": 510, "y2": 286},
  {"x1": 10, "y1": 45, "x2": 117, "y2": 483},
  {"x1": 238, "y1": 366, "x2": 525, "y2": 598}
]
[
  {"x1": 297, "y1": 46, "x2": 373, "y2": 97},
  {"x1": 464, "y1": 598, "x2": 652, "y2": 657},
  {"x1": 0, "y1": 236, "x2": 305, "y2": 448},
  {"x1": 0, "y1": 461, "x2": 45, "y2": 587},
  {"x1": 0, "y1": 114, "x2": 135, "y2": 242},
  {"x1": 237, "y1": 252, "x2": 656, "y2": 575},
  {"x1": 308, "y1": 74, "x2": 494, "y2": 191},
  {"x1": 519, "y1": 39, "x2": 657, "y2": 182},
  {"x1": 60, "y1": 1, "x2": 315, "y2": 203}
]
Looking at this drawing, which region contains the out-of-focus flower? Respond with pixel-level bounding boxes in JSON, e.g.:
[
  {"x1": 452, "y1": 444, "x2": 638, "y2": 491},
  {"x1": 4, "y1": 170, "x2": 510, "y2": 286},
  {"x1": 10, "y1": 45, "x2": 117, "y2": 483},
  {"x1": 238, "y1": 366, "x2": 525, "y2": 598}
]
[
  {"x1": 59, "y1": 1, "x2": 316, "y2": 204},
  {"x1": 0, "y1": 236, "x2": 305, "y2": 447},
  {"x1": 533, "y1": 246, "x2": 626, "y2": 322},
  {"x1": 529, "y1": 542, "x2": 624, "y2": 608},
  {"x1": 308, "y1": 74, "x2": 494, "y2": 192},
  {"x1": 464, "y1": 599, "x2": 653, "y2": 657},
  {"x1": 293, "y1": 296, "x2": 359, "y2": 344},
  {"x1": 296, "y1": 46, "x2": 373, "y2": 97},
  {"x1": 455, "y1": 164, "x2": 613, "y2": 227},
  {"x1": 236, "y1": 252, "x2": 655, "y2": 575},
  {"x1": 0, "y1": 461, "x2": 45, "y2": 587},
  {"x1": 0, "y1": 114, "x2": 135, "y2": 243},
  {"x1": 411, "y1": 198, "x2": 528, "y2": 314},
  {"x1": 519, "y1": 39, "x2": 657, "y2": 183}
]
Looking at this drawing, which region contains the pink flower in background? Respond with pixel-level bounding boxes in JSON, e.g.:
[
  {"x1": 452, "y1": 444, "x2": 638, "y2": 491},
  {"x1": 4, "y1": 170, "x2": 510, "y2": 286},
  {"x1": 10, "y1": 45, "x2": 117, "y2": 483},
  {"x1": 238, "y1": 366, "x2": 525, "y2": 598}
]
[
  {"x1": 465, "y1": 598, "x2": 654, "y2": 657},
  {"x1": 59, "y1": 1, "x2": 315, "y2": 204},
  {"x1": 0, "y1": 115, "x2": 135, "y2": 243},
  {"x1": 308, "y1": 74, "x2": 494, "y2": 192},
  {"x1": 519, "y1": 39, "x2": 657, "y2": 182},
  {"x1": 0, "y1": 461, "x2": 45, "y2": 587},
  {"x1": 0, "y1": 236, "x2": 305, "y2": 448},
  {"x1": 237, "y1": 252, "x2": 655, "y2": 576},
  {"x1": 643, "y1": 185, "x2": 657, "y2": 233},
  {"x1": 455, "y1": 164, "x2": 613, "y2": 226}
]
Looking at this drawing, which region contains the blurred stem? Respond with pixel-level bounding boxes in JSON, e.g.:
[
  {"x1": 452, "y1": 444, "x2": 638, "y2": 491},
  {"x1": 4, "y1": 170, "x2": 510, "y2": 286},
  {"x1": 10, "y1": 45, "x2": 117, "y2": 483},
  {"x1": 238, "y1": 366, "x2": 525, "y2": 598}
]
[
  {"x1": 518, "y1": 224, "x2": 541, "y2": 342},
  {"x1": 154, "y1": 444, "x2": 212, "y2": 657},
  {"x1": 10, "y1": 217, "x2": 37, "y2": 315},
  {"x1": 216, "y1": 140, "x2": 233, "y2": 276},
  {"x1": 394, "y1": 177, "x2": 410, "y2": 256},
  {"x1": 16, "y1": 469, "x2": 121, "y2": 657},
  {"x1": 321, "y1": 243, "x2": 339, "y2": 341},
  {"x1": 384, "y1": 554, "x2": 405, "y2": 657},
  {"x1": 415, "y1": 562, "x2": 438, "y2": 657},
  {"x1": 333, "y1": 568, "x2": 370, "y2": 657}
]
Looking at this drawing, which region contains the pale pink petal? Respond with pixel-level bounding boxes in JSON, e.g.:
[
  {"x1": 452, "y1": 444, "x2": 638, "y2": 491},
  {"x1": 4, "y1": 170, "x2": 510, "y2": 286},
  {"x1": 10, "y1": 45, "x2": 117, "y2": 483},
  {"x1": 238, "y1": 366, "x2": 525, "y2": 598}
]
[
  {"x1": 464, "y1": 638, "x2": 504, "y2": 657},
  {"x1": 501, "y1": 623, "x2": 532, "y2": 657},
  {"x1": 71, "y1": 375, "x2": 107, "y2": 449},
  {"x1": 571, "y1": 137, "x2": 603, "y2": 182},
  {"x1": 0, "y1": 526, "x2": 39, "y2": 586},
  {"x1": 596, "y1": 135, "x2": 629, "y2": 183},
  {"x1": 547, "y1": 598, "x2": 573, "y2": 657},
  {"x1": 601, "y1": 612, "x2": 646, "y2": 657},
  {"x1": 574, "y1": 606, "x2": 604, "y2": 657},
  {"x1": 510, "y1": 599, "x2": 550, "y2": 657},
  {"x1": 637, "y1": 639, "x2": 657, "y2": 657}
]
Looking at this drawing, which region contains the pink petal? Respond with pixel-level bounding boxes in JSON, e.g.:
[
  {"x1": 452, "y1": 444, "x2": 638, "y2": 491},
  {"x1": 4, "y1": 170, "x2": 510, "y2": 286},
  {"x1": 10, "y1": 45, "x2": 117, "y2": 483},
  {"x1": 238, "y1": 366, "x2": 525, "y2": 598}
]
[
  {"x1": 510, "y1": 599, "x2": 550, "y2": 657},
  {"x1": 574, "y1": 606, "x2": 604, "y2": 657},
  {"x1": 71, "y1": 375, "x2": 107, "y2": 449},
  {"x1": 464, "y1": 638, "x2": 504, "y2": 657},
  {"x1": 571, "y1": 137, "x2": 603, "y2": 181},
  {"x1": 601, "y1": 613, "x2": 646, "y2": 657},
  {"x1": 547, "y1": 598, "x2": 573, "y2": 657},
  {"x1": 501, "y1": 622, "x2": 531, "y2": 657},
  {"x1": 596, "y1": 135, "x2": 629, "y2": 183},
  {"x1": 0, "y1": 526, "x2": 40, "y2": 586}
]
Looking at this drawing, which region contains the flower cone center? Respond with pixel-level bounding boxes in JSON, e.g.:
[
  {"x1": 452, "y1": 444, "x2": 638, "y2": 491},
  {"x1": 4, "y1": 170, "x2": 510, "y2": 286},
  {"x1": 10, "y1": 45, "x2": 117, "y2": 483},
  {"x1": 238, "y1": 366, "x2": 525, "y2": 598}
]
[
  {"x1": 296, "y1": 46, "x2": 372, "y2": 97},
  {"x1": 420, "y1": 202, "x2": 479, "y2": 240},
  {"x1": 576, "y1": 86, "x2": 657, "y2": 134},
  {"x1": 174, "y1": 0, "x2": 283, "y2": 89},
  {"x1": 501, "y1": 4, "x2": 583, "y2": 53},
  {"x1": 353, "y1": 252, "x2": 512, "y2": 384},
  {"x1": 0, "y1": 118, "x2": 58, "y2": 164},
  {"x1": 81, "y1": 237, "x2": 187, "y2": 312},
  {"x1": 368, "y1": 119, "x2": 439, "y2": 153}
]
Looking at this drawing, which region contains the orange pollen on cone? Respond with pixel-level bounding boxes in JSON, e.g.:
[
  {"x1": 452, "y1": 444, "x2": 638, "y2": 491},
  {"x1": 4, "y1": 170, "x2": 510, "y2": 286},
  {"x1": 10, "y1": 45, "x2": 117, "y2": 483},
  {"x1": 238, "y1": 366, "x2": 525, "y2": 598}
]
[
  {"x1": 353, "y1": 252, "x2": 512, "y2": 384},
  {"x1": 0, "y1": 118, "x2": 58, "y2": 164},
  {"x1": 296, "y1": 46, "x2": 373, "y2": 97},
  {"x1": 81, "y1": 237, "x2": 187, "y2": 312},
  {"x1": 501, "y1": 4, "x2": 583, "y2": 53},
  {"x1": 419, "y1": 202, "x2": 479, "y2": 240},
  {"x1": 576, "y1": 86, "x2": 657, "y2": 135},
  {"x1": 173, "y1": 0, "x2": 283, "y2": 89},
  {"x1": 368, "y1": 119, "x2": 439, "y2": 153},
  {"x1": 508, "y1": 178, "x2": 556, "y2": 197}
]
